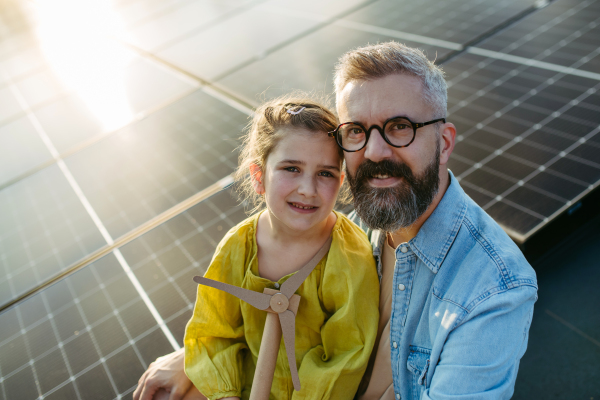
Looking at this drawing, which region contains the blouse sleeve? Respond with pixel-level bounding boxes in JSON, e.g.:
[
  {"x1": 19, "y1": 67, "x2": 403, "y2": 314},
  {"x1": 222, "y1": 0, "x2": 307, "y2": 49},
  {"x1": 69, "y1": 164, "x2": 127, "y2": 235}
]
[
  {"x1": 293, "y1": 219, "x2": 380, "y2": 400},
  {"x1": 184, "y1": 226, "x2": 250, "y2": 400}
]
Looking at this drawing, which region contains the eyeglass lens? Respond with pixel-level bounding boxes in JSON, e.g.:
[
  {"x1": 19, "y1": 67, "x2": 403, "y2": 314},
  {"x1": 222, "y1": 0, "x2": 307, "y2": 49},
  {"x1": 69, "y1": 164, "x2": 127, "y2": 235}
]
[{"x1": 338, "y1": 117, "x2": 414, "y2": 150}]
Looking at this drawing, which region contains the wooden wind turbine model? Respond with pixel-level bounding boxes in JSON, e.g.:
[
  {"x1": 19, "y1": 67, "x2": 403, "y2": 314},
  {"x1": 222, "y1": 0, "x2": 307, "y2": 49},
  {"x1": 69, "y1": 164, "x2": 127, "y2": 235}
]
[{"x1": 193, "y1": 237, "x2": 332, "y2": 400}]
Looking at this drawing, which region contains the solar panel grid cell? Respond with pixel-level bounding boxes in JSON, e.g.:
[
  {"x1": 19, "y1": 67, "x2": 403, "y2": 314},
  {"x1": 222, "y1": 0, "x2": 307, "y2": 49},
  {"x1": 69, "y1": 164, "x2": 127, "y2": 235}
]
[
  {"x1": 0, "y1": 165, "x2": 106, "y2": 307},
  {"x1": 123, "y1": 0, "x2": 252, "y2": 52}
]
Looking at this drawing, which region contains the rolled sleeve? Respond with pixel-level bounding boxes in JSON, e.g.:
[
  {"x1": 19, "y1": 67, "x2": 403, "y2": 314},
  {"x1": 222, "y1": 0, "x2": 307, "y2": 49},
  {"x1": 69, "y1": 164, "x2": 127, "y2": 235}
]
[{"x1": 184, "y1": 231, "x2": 248, "y2": 399}]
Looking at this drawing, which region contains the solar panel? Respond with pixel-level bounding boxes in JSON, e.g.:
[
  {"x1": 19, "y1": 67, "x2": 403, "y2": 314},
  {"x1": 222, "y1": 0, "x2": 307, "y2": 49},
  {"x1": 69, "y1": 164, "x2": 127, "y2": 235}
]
[
  {"x1": 216, "y1": 0, "x2": 540, "y2": 104},
  {"x1": 0, "y1": 116, "x2": 54, "y2": 188},
  {"x1": 0, "y1": 165, "x2": 106, "y2": 307},
  {"x1": 64, "y1": 90, "x2": 247, "y2": 239},
  {"x1": 442, "y1": 0, "x2": 600, "y2": 243},
  {"x1": 341, "y1": 0, "x2": 536, "y2": 44},
  {"x1": 155, "y1": 6, "x2": 326, "y2": 81},
  {"x1": 0, "y1": 252, "x2": 173, "y2": 400},
  {"x1": 477, "y1": 0, "x2": 600, "y2": 74},
  {"x1": 0, "y1": 189, "x2": 246, "y2": 400},
  {"x1": 0, "y1": 89, "x2": 248, "y2": 310},
  {"x1": 217, "y1": 24, "x2": 452, "y2": 105}
]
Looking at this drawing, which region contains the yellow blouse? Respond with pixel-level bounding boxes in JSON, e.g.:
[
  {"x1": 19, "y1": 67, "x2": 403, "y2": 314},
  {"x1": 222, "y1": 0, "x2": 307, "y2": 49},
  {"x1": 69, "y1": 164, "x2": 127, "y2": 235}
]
[{"x1": 184, "y1": 211, "x2": 379, "y2": 400}]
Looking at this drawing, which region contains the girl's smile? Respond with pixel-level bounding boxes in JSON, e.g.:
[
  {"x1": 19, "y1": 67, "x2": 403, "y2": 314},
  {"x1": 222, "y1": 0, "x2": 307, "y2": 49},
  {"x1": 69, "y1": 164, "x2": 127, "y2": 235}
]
[{"x1": 289, "y1": 201, "x2": 318, "y2": 213}]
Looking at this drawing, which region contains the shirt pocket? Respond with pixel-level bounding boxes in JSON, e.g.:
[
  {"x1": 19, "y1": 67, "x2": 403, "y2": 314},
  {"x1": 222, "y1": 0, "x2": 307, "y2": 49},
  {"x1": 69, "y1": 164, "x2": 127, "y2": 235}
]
[{"x1": 407, "y1": 345, "x2": 431, "y2": 397}]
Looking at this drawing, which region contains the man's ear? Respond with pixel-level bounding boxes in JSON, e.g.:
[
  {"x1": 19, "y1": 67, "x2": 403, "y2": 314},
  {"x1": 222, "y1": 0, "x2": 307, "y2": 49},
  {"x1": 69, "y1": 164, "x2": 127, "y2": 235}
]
[
  {"x1": 249, "y1": 163, "x2": 265, "y2": 195},
  {"x1": 340, "y1": 171, "x2": 345, "y2": 185},
  {"x1": 439, "y1": 122, "x2": 456, "y2": 166}
]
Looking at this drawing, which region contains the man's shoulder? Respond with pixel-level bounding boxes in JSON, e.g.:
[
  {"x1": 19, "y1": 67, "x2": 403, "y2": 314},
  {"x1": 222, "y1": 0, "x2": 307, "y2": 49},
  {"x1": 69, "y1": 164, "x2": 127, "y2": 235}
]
[{"x1": 434, "y1": 194, "x2": 537, "y2": 313}]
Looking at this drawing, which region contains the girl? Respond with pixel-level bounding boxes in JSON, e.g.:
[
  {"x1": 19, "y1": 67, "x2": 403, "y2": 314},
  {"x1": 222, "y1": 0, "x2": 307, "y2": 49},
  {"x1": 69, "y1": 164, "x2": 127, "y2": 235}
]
[{"x1": 184, "y1": 94, "x2": 379, "y2": 400}]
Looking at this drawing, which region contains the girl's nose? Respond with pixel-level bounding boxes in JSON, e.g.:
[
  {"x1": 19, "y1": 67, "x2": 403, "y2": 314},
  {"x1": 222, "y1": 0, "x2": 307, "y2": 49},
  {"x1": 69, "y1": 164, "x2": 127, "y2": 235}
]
[{"x1": 297, "y1": 175, "x2": 317, "y2": 197}]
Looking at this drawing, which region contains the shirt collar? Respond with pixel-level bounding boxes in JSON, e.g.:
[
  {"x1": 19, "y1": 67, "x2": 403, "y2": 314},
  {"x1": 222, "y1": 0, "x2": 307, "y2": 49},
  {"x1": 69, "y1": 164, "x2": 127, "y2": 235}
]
[{"x1": 408, "y1": 170, "x2": 468, "y2": 274}]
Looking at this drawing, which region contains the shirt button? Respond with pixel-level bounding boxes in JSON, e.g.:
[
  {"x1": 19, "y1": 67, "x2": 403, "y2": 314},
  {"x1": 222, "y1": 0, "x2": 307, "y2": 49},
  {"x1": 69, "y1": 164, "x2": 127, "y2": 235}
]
[
  {"x1": 393, "y1": 341, "x2": 398, "y2": 348},
  {"x1": 398, "y1": 283, "x2": 406, "y2": 291},
  {"x1": 274, "y1": 282, "x2": 280, "y2": 289},
  {"x1": 396, "y1": 394, "x2": 400, "y2": 399},
  {"x1": 400, "y1": 246, "x2": 408, "y2": 253}
]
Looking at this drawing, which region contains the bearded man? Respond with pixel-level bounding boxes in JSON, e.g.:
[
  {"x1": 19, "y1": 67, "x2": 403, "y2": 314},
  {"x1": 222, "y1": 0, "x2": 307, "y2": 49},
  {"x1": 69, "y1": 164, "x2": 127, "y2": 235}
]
[
  {"x1": 134, "y1": 42, "x2": 537, "y2": 400},
  {"x1": 337, "y1": 42, "x2": 537, "y2": 400}
]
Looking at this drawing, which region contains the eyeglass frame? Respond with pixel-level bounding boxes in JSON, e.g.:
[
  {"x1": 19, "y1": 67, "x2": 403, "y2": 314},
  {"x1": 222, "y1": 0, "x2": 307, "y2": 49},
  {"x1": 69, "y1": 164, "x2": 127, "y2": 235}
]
[{"x1": 328, "y1": 116, "x2": 446, "y2": 152}]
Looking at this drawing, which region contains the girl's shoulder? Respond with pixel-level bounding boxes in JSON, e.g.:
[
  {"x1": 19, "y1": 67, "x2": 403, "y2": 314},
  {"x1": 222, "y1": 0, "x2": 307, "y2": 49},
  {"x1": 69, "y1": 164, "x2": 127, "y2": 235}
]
[
  {"x1": 211, "y1": 213, "x2": 259, "y2": 260},
  {"x1": 326, "y1": 211, "x2": 376, "y2": 275},
  {"x1": 320, "y1": 212, "x2": 378, "y2": 294},
  {"x1": 332, "y1": 211, "x2": 373, "y2": 254},
  {"x1": 203, "y1": 213, "x2": 259, "y2": 283}
]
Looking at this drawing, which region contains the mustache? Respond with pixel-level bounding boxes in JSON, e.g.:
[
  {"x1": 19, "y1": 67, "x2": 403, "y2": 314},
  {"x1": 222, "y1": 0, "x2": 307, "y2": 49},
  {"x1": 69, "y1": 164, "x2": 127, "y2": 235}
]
[{"x1": 350, "y1": 159, "x2": 417, "y2": 185}]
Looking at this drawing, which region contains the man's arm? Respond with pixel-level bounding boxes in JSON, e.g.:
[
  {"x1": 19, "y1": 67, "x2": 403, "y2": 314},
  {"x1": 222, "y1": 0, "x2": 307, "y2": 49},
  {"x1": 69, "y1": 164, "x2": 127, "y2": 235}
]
[
  {"x1": 424, "y1": 285, "x2": 537, "y2": 400},
  {"x1": 133, "y1": 348, "x2": 191, "y2": 400}
]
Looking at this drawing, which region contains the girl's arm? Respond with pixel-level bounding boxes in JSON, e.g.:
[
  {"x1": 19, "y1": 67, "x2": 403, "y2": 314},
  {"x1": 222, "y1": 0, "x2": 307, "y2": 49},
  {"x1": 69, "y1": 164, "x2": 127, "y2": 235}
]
[
  {"x1": 184, "y1": 229, "x2": 250, "y2": 400},
  {"x1": 293, "y1": 226, "x2": 380, "y2": 399}
]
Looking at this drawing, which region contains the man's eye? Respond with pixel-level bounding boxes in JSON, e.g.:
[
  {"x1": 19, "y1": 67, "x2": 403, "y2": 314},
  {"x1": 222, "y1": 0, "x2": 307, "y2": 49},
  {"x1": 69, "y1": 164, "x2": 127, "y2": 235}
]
[
  {"x1": 349, "y1": 128, "x2": 364, "y2": 135},
  {"x1": 391, "y1": 124, "x2": 410, "y2": 130}
]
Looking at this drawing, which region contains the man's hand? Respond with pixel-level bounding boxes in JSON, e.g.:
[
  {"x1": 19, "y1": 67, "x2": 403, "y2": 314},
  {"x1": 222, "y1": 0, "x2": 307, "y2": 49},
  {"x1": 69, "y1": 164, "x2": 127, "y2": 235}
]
[{"x1": 133, "y1": 348, "x2": 192, "y2": 400}]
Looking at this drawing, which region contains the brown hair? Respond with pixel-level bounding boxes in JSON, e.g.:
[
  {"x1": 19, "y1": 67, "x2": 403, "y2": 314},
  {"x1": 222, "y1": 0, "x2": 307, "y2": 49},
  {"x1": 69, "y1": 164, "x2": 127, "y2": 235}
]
[
  {"x1": 334, "y1": 41, "x2": 447, "y2": 118},
  {"x1": 234, "y1": 92, "x2": 347, "y2": 214}
]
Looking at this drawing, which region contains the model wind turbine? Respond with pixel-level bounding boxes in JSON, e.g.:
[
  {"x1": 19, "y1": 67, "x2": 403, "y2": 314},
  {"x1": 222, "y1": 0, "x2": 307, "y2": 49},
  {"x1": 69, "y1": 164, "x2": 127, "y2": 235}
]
[{"x1": 193, "y1": 237, "x2": 331, "y2": 400}]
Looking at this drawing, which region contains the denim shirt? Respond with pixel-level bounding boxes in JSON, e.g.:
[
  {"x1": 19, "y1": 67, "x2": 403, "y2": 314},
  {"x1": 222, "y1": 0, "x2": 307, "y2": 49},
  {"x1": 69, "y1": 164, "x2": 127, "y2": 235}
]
[{"x1": 350, "y1": 171, "x2": 537, "y2": 400}]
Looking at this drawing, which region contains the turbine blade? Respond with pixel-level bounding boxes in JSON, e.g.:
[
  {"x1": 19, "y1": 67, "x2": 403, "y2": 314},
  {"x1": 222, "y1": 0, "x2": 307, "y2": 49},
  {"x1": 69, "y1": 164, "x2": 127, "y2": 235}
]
[
  {"x1": 279, "y1": 310, "x2": 301, "y2": 391},
  {"x1": 193, "y1": 276, "x2": 271, "y2": 310},
  {"x1": 281, "y1": 237, "x2": 332, "y2": 298}
]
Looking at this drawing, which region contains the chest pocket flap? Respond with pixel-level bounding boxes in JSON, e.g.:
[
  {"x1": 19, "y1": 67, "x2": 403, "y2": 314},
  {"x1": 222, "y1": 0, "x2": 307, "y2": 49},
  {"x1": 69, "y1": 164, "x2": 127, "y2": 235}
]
[{"x1": 407, "y1": 345, "x2": 431, "y2": 387}]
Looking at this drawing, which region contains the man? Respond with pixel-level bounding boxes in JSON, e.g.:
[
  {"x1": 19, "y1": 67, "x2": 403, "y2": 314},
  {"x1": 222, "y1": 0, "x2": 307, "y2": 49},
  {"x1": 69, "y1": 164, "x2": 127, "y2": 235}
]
[{"x1": 134, "y1": 42, "x2": 537, "y2": 400}]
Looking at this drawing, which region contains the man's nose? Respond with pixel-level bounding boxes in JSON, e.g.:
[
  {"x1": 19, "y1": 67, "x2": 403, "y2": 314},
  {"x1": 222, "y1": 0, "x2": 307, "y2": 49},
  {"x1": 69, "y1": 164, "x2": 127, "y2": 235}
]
[{"x1": 364, "y1": 128, "x2": 394, "y2": 162}]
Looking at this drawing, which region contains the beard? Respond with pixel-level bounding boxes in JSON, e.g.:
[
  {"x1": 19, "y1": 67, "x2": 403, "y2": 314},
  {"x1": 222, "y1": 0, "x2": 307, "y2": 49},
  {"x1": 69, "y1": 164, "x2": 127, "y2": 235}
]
[{"x1": 347, "y1": 145, "x2": 440, "y2": 232}]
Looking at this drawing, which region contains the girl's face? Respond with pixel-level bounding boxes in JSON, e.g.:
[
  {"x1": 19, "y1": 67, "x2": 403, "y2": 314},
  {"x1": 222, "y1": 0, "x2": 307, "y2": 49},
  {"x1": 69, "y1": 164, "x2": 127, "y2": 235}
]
[{"x1": 252, "y1": 127, "x2": 344, "y2": 235}]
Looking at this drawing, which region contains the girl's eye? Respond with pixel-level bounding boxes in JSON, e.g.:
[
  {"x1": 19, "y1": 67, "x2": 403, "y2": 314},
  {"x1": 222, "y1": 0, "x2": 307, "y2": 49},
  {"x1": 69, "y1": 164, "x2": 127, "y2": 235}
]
[
  {"x1": 319, "y1": 171, "x2": 334, "y2": 177},
  {"x1": 284, "y1": 166, "x2": 299, "y2": 172}
]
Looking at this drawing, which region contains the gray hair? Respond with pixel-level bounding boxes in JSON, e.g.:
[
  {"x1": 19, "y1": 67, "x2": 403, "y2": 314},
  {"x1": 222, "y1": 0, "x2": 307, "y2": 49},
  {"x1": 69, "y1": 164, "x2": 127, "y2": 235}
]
[{"x1": 333, "y1": 42, "x2": 447, "y2": 119}]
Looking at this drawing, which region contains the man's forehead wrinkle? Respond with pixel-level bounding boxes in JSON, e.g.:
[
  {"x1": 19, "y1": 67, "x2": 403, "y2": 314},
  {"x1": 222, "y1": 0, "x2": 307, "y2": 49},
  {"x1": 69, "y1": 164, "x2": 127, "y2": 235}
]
[
  {"x1": 346, "y1": 87, "x2": 395, "y2": 125},
  {"x1": 337, "y1": 85, "x2": 358, "y2": 121},
  {"x1": 339, "y1": 76, "x2": 430, "y2": 124},
  {"x1": 341, "y1": 84, "x2": 374, "y2": 121}
]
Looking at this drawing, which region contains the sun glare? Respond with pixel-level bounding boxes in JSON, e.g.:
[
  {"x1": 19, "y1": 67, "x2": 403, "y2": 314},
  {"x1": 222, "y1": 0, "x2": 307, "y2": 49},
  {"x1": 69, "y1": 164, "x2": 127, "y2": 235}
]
[{"x1": 35, "y1": 0, "x2": 134, "y2": 132}]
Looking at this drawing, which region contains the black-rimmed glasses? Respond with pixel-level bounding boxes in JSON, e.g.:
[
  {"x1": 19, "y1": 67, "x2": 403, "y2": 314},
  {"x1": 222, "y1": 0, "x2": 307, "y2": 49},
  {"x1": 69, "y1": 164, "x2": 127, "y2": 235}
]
[{"x1": 328, "y1": 116, "x2": 446, "y2": 152}]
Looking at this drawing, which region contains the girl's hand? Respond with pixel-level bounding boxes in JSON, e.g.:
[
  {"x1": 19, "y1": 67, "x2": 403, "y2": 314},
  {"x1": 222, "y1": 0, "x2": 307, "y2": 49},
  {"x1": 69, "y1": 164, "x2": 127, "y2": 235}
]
[{"x1": 133, "y1": 348, "x2": 192, "y2": 400}]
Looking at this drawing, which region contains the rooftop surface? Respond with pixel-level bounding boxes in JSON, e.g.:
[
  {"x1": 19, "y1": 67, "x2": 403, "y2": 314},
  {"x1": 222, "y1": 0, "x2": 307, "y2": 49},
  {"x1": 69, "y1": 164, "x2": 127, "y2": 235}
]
[{"x1": 0, "y1": 0, "x2": 599, "y2": 399}]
